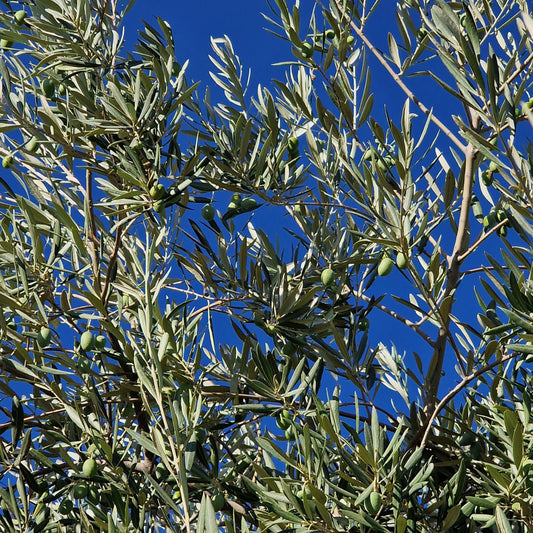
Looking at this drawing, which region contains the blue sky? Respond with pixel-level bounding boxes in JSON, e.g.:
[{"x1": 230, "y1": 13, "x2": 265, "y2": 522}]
[{"x1": 125, "y1": 1, "x2": 290, "y2": 90}]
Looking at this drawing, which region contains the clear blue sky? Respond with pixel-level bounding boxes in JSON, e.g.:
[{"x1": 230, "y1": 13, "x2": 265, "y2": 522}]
[{"x1": 125, "y1": 1, "x2": 290, "y2": 89}]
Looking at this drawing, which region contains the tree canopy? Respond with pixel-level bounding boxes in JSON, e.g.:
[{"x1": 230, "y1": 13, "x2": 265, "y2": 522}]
[{"x1": 1, "y1": 0, "x2": 533, "y2": 531}]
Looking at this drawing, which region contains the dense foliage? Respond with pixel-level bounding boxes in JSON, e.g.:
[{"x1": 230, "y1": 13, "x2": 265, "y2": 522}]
[{"x1": 1, "y1": 0, "x2": 533, "y2": 531}]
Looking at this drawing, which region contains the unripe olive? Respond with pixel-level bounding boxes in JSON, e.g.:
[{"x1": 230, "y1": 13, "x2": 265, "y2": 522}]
[
  {"x1": 58, "y1": 498, "x2": 73, "y2": 515},
  {"x1": 365, "y1": 491, "x2": 382, "y2": 514},
  {"x1": 2, "y1": 155, "x2": 13, "y2": 168},
  {"x1": 320, "y1": 267, "x2": 335, "y2": 287},
  {"x1": 417, "y1": 28, "x2": 428, "y2": 40},
  {"x1": 276, "y1": 415, "x2": 290, "y2": 430},
  {"x1": 483, "y1": 212, "x2": 495, "y2": 228},
  {"x1": 94, "y1": 335, "x2": 106, "y2": 349},
  {"x1": 481, "y1": 170, "x2": 493, "y2": 186},
  {"x1": 153, "y1": 200, "x2": 165, "y2": 214},
  {"x1": 77, "y1": 357, "x2": 91, "y2": 373},
  {"x1": 37, "y1": 327, "x2": 51, "y2": 347},
  {"x1": 496, "y1": 209, "x2": 507, "y2": 222},
  {"x1": 150, "y1": 183, "x2": 165, "y2": 200},
  {"x1": 285, "y1": 426, "x2": 296, "y2": 440},
  {"x1": 288, "y1": 137, "x2": 298, "y2": 151},
  {"x1": 80, "y1": 331, "x2": 95, "y2": 352},
  {"x1": 201, "y1": 204, "x2": 215, "y2": 221},
  {"x1": 14, "y1": 10, "x2": 27, "y2": 25},
  {"x1": 458, "y1": 432, "x2": 476, "y2": 446},
  {"x1": 72, "y1": 483, "x2": 88, "y2": 499},
  {"x1": 357, "y1": 317, "x2": 370, "y2": 331},
  {"x1": 325, "y1": 29, "x2": 335, "y2": 39},
  {"x1": 82, "y1": 458, "x2": 97, "y2": 478},
  {"x1": 42, "y1": 78, "x2": 55, "y2": 99},
  {"x1": 0, "y1": 39, "x2": 13, "y2": 49},
  {"x1": 301, "y1": 42, "x2": 314, "y2": 58},
  {"x1": 488, "y1": 161, "x2": 499, "y2": 173},
  {"x1": 228, "y1": 193, "x2": 241, "y2": 210},
  {"x1": 241, "y1": 197, "x2": 258, "y2": 210},
  {"x1": 378, "y1": 256, "x2": 394, "y2": 276},
  {"x1": 155, "y1": 462, "x2": 169, "y2": 481},
  {"x1": 347, "y1": 35, "x2": 355, "y2": 45},
  {"x1": 469, "y1": 440, "x2": 483, "y2": 459},
  {"x1": 26, "y1": 136, "x2": 38, "y2": 153},
  {"x1": 363, "y1": 148, "x2": 377, "y2": 161},
  {"x1": 297, "y1": 486, "x2": 312, "y2": 500},
  {"x1": 396, "y1": 252, "x2": 408, "y2": 269}
]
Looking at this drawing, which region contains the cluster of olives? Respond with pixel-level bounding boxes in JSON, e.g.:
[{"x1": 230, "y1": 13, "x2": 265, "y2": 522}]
[
  {"x1": 377, "y1": 250, "x2": 408, "y2": 276},
  {"x1": 199, "y1": 193, "x2": 258, "y2": 222},
  {"x1": 300, "y1": 30, "x2": 355, "y2": 59},
  {"x1": 483, "y1": 208, "x2": 509, "y2": 237}
]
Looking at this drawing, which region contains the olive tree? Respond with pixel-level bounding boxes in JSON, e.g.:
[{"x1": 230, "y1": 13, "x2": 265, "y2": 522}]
[{"x1": 1, "y1": 0, "x2": 533, "y2": 531}]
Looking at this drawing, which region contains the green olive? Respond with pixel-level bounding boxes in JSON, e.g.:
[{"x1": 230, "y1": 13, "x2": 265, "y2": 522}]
[
  {"x1": 276, "y1": 414, "x2": 290, "y2": 430},
  {"x1": 153, "y1": 200, "x2": 165, "y2": 214},
  {"x1": 82, "y1": 458, "x2": 97, "y2": 478},
  {"x1": 417, "y1": 28, "x2": 428, "y2": 41},
  {"x1": 149, "y1": 183, "x2": 166, "y2": 200},
  {"x1": 365, "y1": 491, "x2": 382, "y2": 514},
  {"x1": 241, "y1": 197, "x2": 258, "y2": 210},
  {"x1": 201, "y1": 204, "x2": 215, "y2": 221},
  {"x1": 363, "y1": 148, "x2": 377, "y2": 161},
  {"x1": 483, "y1": 212, "x2": 496, "y2": 228},
  {"x1": 357, "y1": 317, "x2": 370, "y2": 331},
  {"x1": 0, "y1": 39, "x2": 13, "y2": 49},
  {"x1": 2, "y1": 155, "x2": 13, "y2": 168},
  {"x1": 58, "y1": 498, "x2": 73, "y2": 515},
  {"x1": 26, "y1": 137, "x2": 38, "y2": 153},
  {"x1": 481, "y1": 170, "x2": 493, "y2": 186},
  {"x1": 288, "y1": 137, "x2": 299, "y2": 150},
  {"x1": 325, "y1": 29, "x2": 335, "y2": 39},
  {"x1": 284, "y1": 426, "x2": 296, "y2": 440},
  {"x1": 155, "y1": 462, "x2": 169, "y2": 481},
  {"x1": 488, "y1": 161, "x2": 499, "y2": 173},
  {"x1": 42, "y1": 78, "x2": 55, "y2": 99},
  {"x1": 80, "y1": 331, "x2": 95, "y2": 352},
  {"x1": 37, "y1": 326, "x2": 51, "y2": 347},
  {"x1": 171, "y1": 62, "x2": 181, "y2": 76},
  {"x1": 396, "y1": 252, "x2": 408, "y2": 269},
  {"x1": 347, "y1": 35, "x2": 355, "y2": 45},
  {"x1": 228, "y1": 193, "x2": 241, "y2": 210},
  {"x1": 301, "y1": 42, "x2": 314, "y2": 58},
  {"x1": 320, "y1": 267, "x2": 335, "y2": 287},
  {"x1": 14, "y1": 10, "x2": 27, "y2": 25},
  {"x1": 94, "y1": 335, "x2": 106, "y2": 349},
  {"x1": 72, "y1": 483, "x2": 88, "y2": 499},
  {"x1": 77, "y1": 357, "x2": 91, "y2": 374},
  {"x1": 378, "y1": 256, "x2": 394, "y2": 276}
]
